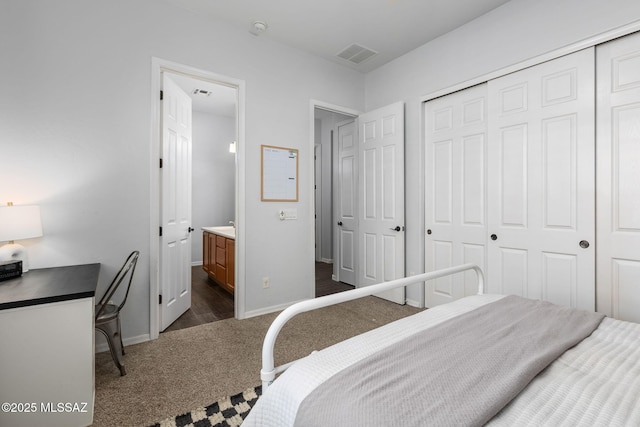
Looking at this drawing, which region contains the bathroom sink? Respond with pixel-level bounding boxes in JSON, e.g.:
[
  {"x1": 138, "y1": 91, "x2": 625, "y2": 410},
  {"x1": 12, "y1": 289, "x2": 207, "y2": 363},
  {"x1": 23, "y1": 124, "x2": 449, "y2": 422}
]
[{"x1": 202, "y1": 226, "x2": 235, "y2": 239}]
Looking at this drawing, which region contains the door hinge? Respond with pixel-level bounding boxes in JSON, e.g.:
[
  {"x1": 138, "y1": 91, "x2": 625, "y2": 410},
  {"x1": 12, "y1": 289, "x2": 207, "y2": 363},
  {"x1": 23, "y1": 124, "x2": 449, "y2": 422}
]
[
  {"x1": 160, "y1": 90, "x2": 163, "y2": 100},
  {"x1": 159, "y1": 226, "x2": 163, "y2": 237},
  {"x1": 159, "y1": 158, "x2": 163, "y2": 168},
  {"x1": 159, "y1": 294, "x2": 162, "y2": 304}
]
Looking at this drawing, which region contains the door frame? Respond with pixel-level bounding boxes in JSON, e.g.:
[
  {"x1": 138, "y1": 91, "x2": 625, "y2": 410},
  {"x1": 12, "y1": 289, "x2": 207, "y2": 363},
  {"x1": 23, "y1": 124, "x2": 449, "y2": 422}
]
[
  {"x1": 310, "y1": 100, "x2": 361, "y2": 285},
  {"x1": 150, "y1": 57, "x2": 247, "y2": 339}
]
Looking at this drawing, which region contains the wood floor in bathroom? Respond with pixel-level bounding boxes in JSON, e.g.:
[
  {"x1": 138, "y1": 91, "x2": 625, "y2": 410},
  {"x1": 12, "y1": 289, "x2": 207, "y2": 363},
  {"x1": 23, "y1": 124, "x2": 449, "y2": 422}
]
[{"x1": 164, "y1": 262, "x2": 353, "y2": 332}]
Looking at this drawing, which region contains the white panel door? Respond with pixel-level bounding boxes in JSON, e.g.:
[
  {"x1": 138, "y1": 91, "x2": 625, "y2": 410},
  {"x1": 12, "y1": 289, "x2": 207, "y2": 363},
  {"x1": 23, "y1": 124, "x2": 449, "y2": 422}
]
[
  {"x1": 160, "y1": 74, "x2": 192, "y2": 331},
  {"x1": 425, "y1": 84, "x2": 488, "y2": 307},
  {"x1": 487, "y1": 48, "x2": 595, "y2": 310},
  {"x1": 336, "y1": 119, "x2": 357, "y2": 285},
  {"x1": 596, "y1": 32, "x2": 640, "y2": 322},
  {"x1": 358, "y1": 102, "x2": 405, "y2": 304},
  {"x1": 314, "y1": 144, "x2": 322, "y2": 261}
]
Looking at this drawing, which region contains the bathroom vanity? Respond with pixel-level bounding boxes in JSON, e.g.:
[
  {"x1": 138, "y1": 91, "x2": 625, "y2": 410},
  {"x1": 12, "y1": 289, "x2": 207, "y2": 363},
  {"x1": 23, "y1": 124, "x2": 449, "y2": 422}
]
[{"x1": 202, "y1": 226, "x2": 235, "y2": 295}]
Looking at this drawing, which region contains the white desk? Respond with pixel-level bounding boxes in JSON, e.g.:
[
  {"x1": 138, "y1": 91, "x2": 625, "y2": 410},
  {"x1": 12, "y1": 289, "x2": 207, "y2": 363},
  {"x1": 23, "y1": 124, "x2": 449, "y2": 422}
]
[{"x1": 0, "y1": 264, "x2": 100, "y2": 427}]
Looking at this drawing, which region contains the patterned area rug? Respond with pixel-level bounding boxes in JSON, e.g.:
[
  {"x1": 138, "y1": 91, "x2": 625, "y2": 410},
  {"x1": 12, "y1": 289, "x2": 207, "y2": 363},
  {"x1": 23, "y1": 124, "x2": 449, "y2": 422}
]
[{"x1": 151, "y1": 386, "x2": 262, "y2": 427}]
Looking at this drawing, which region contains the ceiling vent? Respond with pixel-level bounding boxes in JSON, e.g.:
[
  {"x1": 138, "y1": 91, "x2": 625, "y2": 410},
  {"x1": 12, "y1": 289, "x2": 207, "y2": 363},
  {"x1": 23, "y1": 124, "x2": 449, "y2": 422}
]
[
  {"x1": 336, "y1": 43, "x2": 378, "y2": 65},
  {"x1": 192, "y1": 88, "x2": 212, "y2": 96}
]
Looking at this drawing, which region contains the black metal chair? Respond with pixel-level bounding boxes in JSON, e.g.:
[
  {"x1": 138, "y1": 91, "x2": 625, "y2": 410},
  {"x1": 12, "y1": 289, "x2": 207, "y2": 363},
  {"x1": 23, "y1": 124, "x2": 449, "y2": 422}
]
[{"x1": 95, "y1": 250, "x2": 139, "y2": 376}]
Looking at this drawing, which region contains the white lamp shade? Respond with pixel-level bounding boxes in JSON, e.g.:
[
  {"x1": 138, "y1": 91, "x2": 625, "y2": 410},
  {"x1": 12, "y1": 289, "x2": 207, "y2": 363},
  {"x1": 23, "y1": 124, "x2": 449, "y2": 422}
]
[{"x1": 0, "y1": 205, "x2": 43, "y2": 242}]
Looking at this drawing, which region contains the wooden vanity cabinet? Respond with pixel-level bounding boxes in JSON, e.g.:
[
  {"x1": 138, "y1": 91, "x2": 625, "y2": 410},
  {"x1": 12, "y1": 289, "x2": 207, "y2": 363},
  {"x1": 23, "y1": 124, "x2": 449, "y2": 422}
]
[
  {"x1": 226, "y1": 238, "x2": 235, "y2": 291},
  {"x1": 202, "y1": 230, "x2": 234, "y2": 295},
  {"x1": 215, "y1": 235, "x2": 227, "y2": 287},
  {"x1": 202, "y1": 232, "x2": 215, "y2": 275}
]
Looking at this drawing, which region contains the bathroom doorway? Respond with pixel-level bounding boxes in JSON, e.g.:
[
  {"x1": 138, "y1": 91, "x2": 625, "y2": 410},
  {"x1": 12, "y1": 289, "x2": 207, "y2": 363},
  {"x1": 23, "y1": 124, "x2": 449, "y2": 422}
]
[
  {"x1": 150, "y1": 57, "x2": 246, "y2": 339},
  {"x1": 163, "y1": 73, "x2": 237, "y2": 332}
]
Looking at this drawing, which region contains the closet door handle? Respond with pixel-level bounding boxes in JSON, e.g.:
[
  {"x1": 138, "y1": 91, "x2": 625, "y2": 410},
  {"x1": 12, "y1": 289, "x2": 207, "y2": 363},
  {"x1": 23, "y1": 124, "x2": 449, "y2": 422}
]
[
  {"x1": 337, "y1": 221, "x2": 343, "y2": 226},
  {"x1": 579, "y1": 240, "x2": 590, "y2": 249},
  {"x1": 490, "y1": 234, "x2": 498, "y2": 241}
]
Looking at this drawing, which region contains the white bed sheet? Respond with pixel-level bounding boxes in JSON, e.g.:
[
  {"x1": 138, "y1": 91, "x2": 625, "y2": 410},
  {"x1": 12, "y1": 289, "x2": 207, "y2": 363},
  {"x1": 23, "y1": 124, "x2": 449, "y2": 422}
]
[
  {"x1": 245, "y1": 294, "x2": 640, "y2": 426},
  {"x1": 488, "y1": 316, "x2": 640, "y2": 426},
  {"x1": 244, "y1": 294, "x2": 506, "y2": 426}
]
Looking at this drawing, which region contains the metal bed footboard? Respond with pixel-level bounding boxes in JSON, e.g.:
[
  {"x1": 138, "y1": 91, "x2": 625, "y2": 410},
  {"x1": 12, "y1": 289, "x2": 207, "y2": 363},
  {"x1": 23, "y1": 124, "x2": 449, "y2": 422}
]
[{"x1": 260, "y1": 263, "x2": 484, "y2": 390}]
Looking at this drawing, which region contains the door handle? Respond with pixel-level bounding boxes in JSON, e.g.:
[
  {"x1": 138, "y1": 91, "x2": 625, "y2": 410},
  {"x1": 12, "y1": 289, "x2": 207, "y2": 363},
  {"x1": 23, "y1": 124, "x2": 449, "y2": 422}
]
[
  {"x1": 337, "y1": 221, "x2": 343, "y2": 226},
  {"x1": 490, "y1": 234, "x2": 497, "y2": 241},
  {"x1": 188, "y1": 227, "x2": 194, "y2": 233},
  {"x1": 390, "y1": 226, "x2": 402, "y2": 232},
  {"x1": 579, "y1": 240, "x2": 590, "y2": 249}
]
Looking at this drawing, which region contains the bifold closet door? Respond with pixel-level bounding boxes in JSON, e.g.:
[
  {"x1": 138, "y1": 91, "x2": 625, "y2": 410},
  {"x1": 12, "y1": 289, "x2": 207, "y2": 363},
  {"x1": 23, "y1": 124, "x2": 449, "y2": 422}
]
[
  {"x1": 425, "y1": 84, "x2": 488, "y2": 307},
  {"x1": 487, "y1": 48, "x2": 596, "y2": 311},
  {"x1": 596, "y1": 32, "x2": 640, "y2": 322}
]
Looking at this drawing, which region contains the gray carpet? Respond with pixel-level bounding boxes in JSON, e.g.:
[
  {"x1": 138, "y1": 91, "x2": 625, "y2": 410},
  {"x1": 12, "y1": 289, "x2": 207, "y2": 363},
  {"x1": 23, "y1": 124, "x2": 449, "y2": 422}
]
[{"x1": 93, "y1": 296, "x2": 423, "y2": 426}]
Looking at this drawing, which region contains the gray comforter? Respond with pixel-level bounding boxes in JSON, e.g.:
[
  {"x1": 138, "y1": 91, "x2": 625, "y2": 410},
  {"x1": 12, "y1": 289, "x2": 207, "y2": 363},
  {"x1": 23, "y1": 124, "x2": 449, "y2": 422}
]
[{"x1": 294, "y1": 295, "x2": 605, "y2": 427}]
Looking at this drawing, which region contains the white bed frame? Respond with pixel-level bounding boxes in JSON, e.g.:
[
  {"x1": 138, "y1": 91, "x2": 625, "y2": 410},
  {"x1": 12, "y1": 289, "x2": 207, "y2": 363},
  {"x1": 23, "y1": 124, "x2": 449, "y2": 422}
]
[{"x1": 260, "y1": 263, "x2": 485, "y2": 390}]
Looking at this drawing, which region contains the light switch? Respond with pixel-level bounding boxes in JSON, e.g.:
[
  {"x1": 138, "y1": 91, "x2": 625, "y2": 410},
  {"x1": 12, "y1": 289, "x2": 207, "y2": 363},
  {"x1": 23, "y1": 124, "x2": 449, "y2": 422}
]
[{"x1": 282, "y1": 208, "x2": 297, "y2": 220}]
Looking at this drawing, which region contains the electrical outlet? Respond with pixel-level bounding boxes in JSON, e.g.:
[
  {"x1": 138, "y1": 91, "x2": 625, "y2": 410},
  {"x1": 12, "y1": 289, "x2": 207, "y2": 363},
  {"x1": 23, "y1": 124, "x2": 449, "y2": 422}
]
[{"x1": 263, "y1": 277, "x2": 270, "y2": 289}]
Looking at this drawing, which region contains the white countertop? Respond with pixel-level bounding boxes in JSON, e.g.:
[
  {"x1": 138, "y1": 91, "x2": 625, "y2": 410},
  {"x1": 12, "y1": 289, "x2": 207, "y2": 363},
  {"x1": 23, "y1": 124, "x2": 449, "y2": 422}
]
[{"x1": 202, "y1": 226, "x2": 235, "y2": 240}]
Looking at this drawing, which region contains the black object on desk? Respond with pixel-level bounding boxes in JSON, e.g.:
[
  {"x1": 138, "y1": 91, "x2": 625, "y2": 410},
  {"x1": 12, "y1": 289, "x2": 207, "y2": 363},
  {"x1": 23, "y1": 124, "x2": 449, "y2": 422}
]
[
  {"x1": 0, "y1": 263, "x2": 100, "y2": 310},
  {"x1": 0, "y1": 260, "x2": 22, "y2": 281}
]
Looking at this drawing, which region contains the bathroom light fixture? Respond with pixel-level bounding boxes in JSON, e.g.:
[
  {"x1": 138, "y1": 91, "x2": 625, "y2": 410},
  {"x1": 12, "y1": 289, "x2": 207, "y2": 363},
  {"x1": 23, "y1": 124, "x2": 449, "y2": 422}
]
[
  {"x1": 0, "y1": 202, "x2": 43, "y2": 272},
  {"x1": 229, "y1": 141, "x2": 237, "y2": 153}
]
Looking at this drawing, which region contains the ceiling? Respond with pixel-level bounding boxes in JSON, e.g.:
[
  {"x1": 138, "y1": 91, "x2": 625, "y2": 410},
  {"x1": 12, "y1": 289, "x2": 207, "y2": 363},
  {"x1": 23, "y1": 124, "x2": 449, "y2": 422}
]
[
  {"x1": 165, "y1": 0, "x2": 512, "y2": 73},
  {"x1": 164, "y1": 0, "x2": 513, "y2": 116},
  {"x1": 168, "y1": 73, "x2": 237, "y2": 117}
]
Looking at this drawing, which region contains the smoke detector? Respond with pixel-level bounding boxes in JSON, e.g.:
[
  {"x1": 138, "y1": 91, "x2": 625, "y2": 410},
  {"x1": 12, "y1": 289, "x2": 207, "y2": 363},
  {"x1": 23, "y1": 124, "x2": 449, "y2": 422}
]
[{"x1": 250, "y1": 20, "x2": 268, "y2": 35}]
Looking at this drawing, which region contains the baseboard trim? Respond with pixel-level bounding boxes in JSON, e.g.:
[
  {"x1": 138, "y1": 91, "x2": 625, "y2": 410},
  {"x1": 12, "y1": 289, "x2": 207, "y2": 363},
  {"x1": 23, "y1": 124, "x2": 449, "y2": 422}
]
[
  {"x1": 95, "y1": 333, "x2": 151, "y2": 353},
  {"x1": 243, "y1": 299, "x2": 309, "y2": 319},
  {"x1": 191, "y1": 260, "x2": 203, "y2": 267},
  {"x1": 405, "y1": 298, "x2": 422, "y2": 308}
]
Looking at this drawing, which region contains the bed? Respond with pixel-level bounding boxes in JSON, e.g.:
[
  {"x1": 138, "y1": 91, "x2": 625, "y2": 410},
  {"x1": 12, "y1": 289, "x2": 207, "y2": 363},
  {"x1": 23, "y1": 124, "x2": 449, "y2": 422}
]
[{"x1": 243, "y1": 264, "x2": 640, "y2": 426}]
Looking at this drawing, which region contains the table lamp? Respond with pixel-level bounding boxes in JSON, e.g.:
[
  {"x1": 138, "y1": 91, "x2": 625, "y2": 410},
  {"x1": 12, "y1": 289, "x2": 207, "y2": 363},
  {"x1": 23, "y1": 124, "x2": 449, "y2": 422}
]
[{"x1": 0, "y1": 202, "x2": 43, "y2": 272}]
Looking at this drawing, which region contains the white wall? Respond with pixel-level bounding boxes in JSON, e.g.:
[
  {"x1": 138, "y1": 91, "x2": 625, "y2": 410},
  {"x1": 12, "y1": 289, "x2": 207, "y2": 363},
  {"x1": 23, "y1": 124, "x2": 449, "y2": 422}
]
[
  {"x1": 364, "y1": 0, "x2": 640, "y2": 306},
  {"x1": 191, "y1": 111, "x2": 236, "y2": 264},
  {"x1": 0, "y1": 0, "x2": 364, "y2": 341},
  {"x1": 6, "y1": 0, "x2": 637, "y2": 342}
]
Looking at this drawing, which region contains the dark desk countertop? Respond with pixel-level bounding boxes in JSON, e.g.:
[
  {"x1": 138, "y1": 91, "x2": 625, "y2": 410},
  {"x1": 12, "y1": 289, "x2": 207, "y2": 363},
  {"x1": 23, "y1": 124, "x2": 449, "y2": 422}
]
[{"x1": 0, "y1": 263, "x2": 100, "y2": 310}]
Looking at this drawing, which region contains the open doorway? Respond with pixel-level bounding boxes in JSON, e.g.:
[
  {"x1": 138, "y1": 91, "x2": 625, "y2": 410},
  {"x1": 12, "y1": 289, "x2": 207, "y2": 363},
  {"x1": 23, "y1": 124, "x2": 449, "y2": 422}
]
[
  {"x1": 150, "y1": 58, "x2": 246, "y2": 340},
  {"x1": 164, "y1": 73, "x2": 237, "y2": 331},
  {"x1": 313, "y1": 106, "x2": 357, "y2": 296},
  {"x1": 312, "y1": 101, "x2": 407, "y2": 303}
]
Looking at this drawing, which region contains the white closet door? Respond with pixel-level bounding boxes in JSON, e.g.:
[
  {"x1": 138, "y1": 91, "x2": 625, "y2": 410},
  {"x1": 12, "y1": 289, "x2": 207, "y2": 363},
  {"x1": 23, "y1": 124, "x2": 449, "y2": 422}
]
[
  {"x1": 487, "y1": 48, "x2": 596, "y2": 311},
  {"x1": 425, "y1": 84, "x2": 488, "y2": 307},
  {"x1": 596, "y1": 32, "x2": 640, "y2": 322}
]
